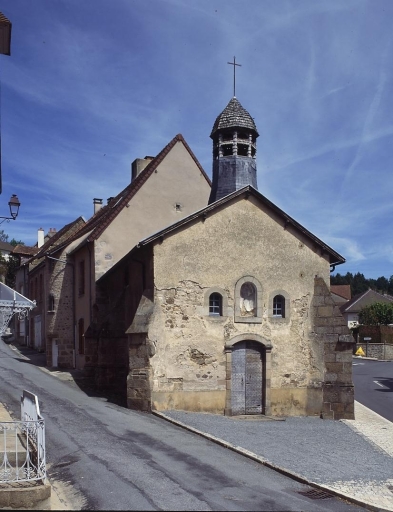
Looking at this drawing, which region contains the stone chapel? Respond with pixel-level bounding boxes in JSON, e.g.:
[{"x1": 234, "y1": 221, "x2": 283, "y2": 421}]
[{"x1": 93, "y1": 96, "x2": 355, "y2": 420}]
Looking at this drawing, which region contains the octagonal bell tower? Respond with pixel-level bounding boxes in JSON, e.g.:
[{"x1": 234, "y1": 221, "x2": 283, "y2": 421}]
[{"x1": 208, "y1": 97, "x2": 259, "y2": 204}]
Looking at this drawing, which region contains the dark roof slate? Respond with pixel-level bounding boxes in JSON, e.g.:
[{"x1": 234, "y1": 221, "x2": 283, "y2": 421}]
[
  {"x1": 12, "y1": 245, "x2": 39, "y2": 257},
  {"x1": 0, "y1": 241, "x2": 14, "y2": 252},
  {"x1": 210, "y1": 97, "x2": 258, "y2": 138},
  {"x1": 340, "y1": 288, "x2": 393, "y2": 313}
]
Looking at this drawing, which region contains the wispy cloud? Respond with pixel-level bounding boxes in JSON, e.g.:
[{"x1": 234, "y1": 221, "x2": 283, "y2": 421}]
[{"x1": 1, "y1": 0, "x2": 392, "y2": 279}]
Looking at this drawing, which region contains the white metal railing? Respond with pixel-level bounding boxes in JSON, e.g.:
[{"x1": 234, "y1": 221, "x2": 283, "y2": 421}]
[{"x1": 0, "y1": 391, "x2": 46, "y2": 483}]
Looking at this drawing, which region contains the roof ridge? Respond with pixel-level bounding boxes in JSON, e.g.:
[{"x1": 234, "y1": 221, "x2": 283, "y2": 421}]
[
  {"x1": 137, "y1": 185, "x2": 345, "y2": 266},
  {"x1": 86, "y1": 133, "x2": 210, "y2": 242},
  {"x1": 33, "y1": 217, "x2": 86, "y2": 259}
]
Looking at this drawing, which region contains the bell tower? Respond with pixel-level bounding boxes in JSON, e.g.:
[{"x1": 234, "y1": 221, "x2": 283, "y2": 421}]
[{"x1": 208, "y1": 96, "x2": 259, "y2": 204}]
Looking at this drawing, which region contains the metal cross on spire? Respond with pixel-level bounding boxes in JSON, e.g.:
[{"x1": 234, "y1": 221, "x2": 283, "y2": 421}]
[{"x1": 227, "y1": 56, "x2": 241, "y2": 97}]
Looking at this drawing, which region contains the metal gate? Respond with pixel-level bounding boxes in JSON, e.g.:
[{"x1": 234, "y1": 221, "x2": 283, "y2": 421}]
[{"x1": 231, "y1": 341, "x2": 263, "y2": 415}]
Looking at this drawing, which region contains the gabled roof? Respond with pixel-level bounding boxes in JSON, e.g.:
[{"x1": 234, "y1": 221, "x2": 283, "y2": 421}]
[
  {"x1": 0, "y1": 241, "x2": 14, "y2": 252},
  {"x1": 340, "y1": 288, "x2": 393, "y2": 314},
  {"x1": 12, "y1": 245, "x2": 39, "y2": 257},
  {"x1": 30, "y1": 217, "x2": 86, "y2": 265},
  {"x1": 330, "y1": 284, "x2": 351, "y2": 301},
  {"x1": 138, "y1": 185, "x2": 345, "y2": 266},
  {"x1": 61, "y1": 134, "x2": 211, "y2": 252}
]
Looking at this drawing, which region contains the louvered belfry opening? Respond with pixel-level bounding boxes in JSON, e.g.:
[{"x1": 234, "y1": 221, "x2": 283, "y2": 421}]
[{"x1": 209, "y1": 97, "x2": 259, "y2": 204}]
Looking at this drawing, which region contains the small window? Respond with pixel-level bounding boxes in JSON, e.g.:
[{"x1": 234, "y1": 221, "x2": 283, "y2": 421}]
[
  {"x1": 273, "y1": 295, "x2": 285, "y2": 318},
  {"x1": 209, "y1": 293, "x2": 222, "y2": 316},
  {"x1": 48, "y1": 293, "x2": 55, "y2": 312}
]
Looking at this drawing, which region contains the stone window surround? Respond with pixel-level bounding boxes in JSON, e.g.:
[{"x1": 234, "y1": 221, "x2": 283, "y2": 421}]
[
  {"x1": 234, "y1": 276, "x2": 262, "y2": 323},
  {"x1": 224, "y1": 333, "x2": 272, "y2": 416},
  {"x1": 268, "y1": 289, "x2": 290, "y2": 323},
  {"x1": 204, "y1": 287, "x2": 228, "y2": 319}
]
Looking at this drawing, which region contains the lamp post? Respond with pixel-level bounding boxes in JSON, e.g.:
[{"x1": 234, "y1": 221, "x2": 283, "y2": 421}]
[{"x1": 0, "y1": 194, "x2": 21, "y2": 224}]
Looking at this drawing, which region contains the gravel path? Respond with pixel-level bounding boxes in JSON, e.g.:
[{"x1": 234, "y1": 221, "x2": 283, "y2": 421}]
[{"x1": 163, "y1": 409, "x2": 392, "y2": 485}]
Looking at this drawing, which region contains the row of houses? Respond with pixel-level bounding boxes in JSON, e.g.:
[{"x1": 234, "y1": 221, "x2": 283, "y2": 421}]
[
  {"x1": 13, "y1": 134, "x2": 211, "y2": 369},
  {"x1": 11, "y1": 96, "x2": 355, "y2": 419}
]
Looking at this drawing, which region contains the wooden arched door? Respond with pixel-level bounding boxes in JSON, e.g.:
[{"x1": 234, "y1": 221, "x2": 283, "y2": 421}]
[{"x1": 231, "y1": 341, "x2": 264, "y2": 415}]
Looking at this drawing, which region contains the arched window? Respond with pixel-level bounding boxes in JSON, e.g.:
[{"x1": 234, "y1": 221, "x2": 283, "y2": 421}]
[
  {"x1": 209, "y1": 293, "x2": 222, "y2": 316},
  {"x1": 239, "y1": 282, "x2": 257, "y2": 317},
  {"x1": 273, "y1": 295, "x2": 285, "y2": 318}
]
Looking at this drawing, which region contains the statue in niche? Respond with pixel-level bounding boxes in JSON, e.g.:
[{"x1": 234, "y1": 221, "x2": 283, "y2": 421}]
[{"x1": 239, "y1": 282, "x2": 256, "y2": 317}]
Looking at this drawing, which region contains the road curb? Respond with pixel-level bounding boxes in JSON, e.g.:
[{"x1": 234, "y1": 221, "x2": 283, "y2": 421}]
[
  {"x1": 0, "y1": 482, "x2": 51, "y2": 510},
  {"x1": 152, "y1": 410, "x2": 389, "y2": 512}
]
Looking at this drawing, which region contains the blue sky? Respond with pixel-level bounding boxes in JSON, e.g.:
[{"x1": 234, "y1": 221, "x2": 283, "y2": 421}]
[{"x1": 0, "y1": 0, "x2": 392, "y2": 279}]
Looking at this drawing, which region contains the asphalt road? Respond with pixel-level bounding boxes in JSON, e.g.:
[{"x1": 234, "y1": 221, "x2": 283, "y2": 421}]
[
  {"x1": 352, "y1": 359, "x2": 393, "y2": 422},
  {"x1": 0, "y1": 341, "x2": 366, "y2": 511}
]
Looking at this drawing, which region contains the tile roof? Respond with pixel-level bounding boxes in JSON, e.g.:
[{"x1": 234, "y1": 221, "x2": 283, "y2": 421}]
[
  {"x1": 31, "y1": 217, "x2": 86, "y2": 265},
  {"x1": 330, "y1": 284, "x2": 351, "y2": 301},
  {"x1": 61, "y1": 134, "x2": 211, "y2": 249},
  {"x1": 340, "y1": 288, "x2": 393, "y2": 313},
  {"x1": 12, "y1": 245, "x2": 39, "y2": 257},
  {"x1": 210, "y1": 97, "x2": 259, "y2": 138},
  {"x1": 0, "y1": 241, "x2": 14, "y2": 252}
]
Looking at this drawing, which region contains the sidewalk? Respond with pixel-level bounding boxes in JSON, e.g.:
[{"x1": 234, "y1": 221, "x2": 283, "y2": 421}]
[{"x1": 155, "y1": 403, "x2": 393, "y2": 512}]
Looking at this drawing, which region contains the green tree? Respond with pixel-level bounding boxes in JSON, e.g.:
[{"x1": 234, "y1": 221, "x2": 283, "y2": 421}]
[
  {"x1": 358, "y1": 302, "x2": 393, "y2": 325},
  {"x1": 0, "y1": 233, "x2": 25, "y2": 288},
  {"x1": 351, "y1": 272, "x2": 369, "y2": 295}
]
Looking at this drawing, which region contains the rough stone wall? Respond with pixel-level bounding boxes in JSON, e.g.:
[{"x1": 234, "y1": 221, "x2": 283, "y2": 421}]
[
  {"x1": 28, "y1": 264, "x2": 45, "y2": 352},
  {"x1": 45, "y1": 248, "x2": 75, "y2": 368},
  {"x1": 356, "y1": 342, "x2": 393, "y2": 360},
  {"x1": 146, "y1": 197, "x2": 332, "y2": 416},
  {"x1": 127, "y1": 333, "x2": 154, "y2": 411},
  {"x1": 313, "y1": 277, "x2": 354, "y2": 420},
  {"x1": 87, "y1": 246, "x2": 153, "y2": 402}
]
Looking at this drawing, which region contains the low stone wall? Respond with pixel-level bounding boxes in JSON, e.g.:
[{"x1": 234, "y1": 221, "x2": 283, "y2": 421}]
[{"x1": 356, "y1": 342, "x2": 393, "y2": 360}]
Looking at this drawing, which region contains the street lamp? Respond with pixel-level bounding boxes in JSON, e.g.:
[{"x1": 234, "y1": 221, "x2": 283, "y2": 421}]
[{"x1": 0, "y1": 194, "x2": 21, "y2": 223}]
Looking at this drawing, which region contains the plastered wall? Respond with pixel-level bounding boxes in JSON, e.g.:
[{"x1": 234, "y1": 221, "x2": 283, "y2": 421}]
[{"x1": 144, "y1": 196, "x2": 332, "y2": 415}]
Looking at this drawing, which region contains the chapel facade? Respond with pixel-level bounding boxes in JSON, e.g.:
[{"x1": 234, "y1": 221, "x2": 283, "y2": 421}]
[{"x1": 93, "y1": 97, "x2": 355, "y2": 420}]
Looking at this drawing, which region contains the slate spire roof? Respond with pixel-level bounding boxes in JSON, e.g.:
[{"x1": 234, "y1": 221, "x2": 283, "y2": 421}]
[{"x1": 210, "y1": 97, "x2": 259, "y2": 138}]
